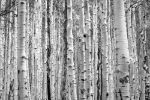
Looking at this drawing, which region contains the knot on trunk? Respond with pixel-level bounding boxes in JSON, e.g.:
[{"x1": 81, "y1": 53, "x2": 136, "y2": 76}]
[{"x1": 119, "y1": 75, "x2": 129, "y2": 84}]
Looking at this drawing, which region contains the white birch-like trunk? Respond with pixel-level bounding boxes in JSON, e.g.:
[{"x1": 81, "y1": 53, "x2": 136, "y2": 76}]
[
  {"x1": 107, "y1": 0, "x2": 114, "y2": 99},
  {"x1": 80, "y1": 0, "x2": 86, "y2": 99},
  {"x1": 50, "y1": 2, "x2": 55, "y2": 99},
  {"x1": 102, "y1": 0, "x2": 110, "y2": 100},
  {"x1": 85, "y1": 0, "x2": 91, "y2": 99},
  {"x1": 17, "y1": 1, "x2": 29, "y2": 100},
  {"x1": 0, "y1": 0, "x2": 4, "y2": 99},
  {"x1": 34, "y1": 0, "x2": 43, "y2": 99},
  {"x1": 92, "y1": 0, "x2": 98, "y2": 99},
  {"x1": 131, "y1": 7, "x2": 140, "y2": 100},
  {"x1": 114, "y1": 0, "x2": 130, "y2": 100},
  {"x1": 13, "y1": 2, "x2": 18, "y2": 100},
  {"x1": 67, "y1": 0, "x2": 77, "y2": 99},
  {"x1": 41, "y1": 0, "x2": 47, "y2": 99}
]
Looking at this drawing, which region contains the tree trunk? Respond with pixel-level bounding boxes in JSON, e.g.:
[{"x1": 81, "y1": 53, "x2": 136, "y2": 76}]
[
  {"x1": 17, "y1": 1, "x2": 29, "y2": 100},
  {"x1": 67, "y1": 0, "x2": 77, "y2": 99},
  {"x1": 113, "y1": 0, "x2": 130, "y2": 100}
]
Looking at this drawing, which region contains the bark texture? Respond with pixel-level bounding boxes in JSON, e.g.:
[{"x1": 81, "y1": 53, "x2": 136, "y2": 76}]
[{"x1": 0, "y1": 0, "x2": 150, "y2": 100}]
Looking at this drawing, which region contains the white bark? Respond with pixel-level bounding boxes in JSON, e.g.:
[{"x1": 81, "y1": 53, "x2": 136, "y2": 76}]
[
  {"x1": 17, "y1": 1, "x2": 29, "y2": 100},
  {"x1": 114, "y1": 0, "x2": 130, "y2": 100},
  {"x1": 67, "y1": 0, "x2": 77, "y2": 99}
]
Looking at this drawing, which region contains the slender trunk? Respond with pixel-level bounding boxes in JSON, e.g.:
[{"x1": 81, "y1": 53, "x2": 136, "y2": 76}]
[
  {"x1": 80, "y1": 0, "x2": 87, "y2": 99},
  {"x1": 17, "y1": 1, "x2": 29, "y2": 100},
  {"x1": 41, "y1": 0, "x2": 47, "y2": 99},
  {"x1": 85, "y1": 0, "x2": 91, "y2": 99},
  {"x1": 47, "y1": 0, "x2": 53, "y2": 99},
  {"x1": 125, "y1": 1, "x2": 139, "y2": 100},
  {"x1": 61, "y1": 0, "x2": 67, "y2": 99},
  {"x1": 92, "y1": 0, "x2": 98, "y2": 100},
  {"x1": 67, "y1": 0, "x2": 77, "y2": 99},
  {"x1": 34, "y1": 1, "x2": 43, "y2": 99},
  {"x1": 28, "y1": 0, "x2": 35, "y2": 99},
  {"x1": 13, "y1": 1, "x2": 18, "y2": 100},
  {"x1": 0, "y1": 0, "x2": 3, "y2": 99},
  {"x1": 107, "y1": 0, "x2": 114, "y2": 99}
]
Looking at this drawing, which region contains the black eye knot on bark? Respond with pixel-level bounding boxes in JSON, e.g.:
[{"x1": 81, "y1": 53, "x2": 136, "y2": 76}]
[
  {"x1": 20, "y1": 2, "x2": 24, "y2": 5},
  {"x1": 83, "y1": 34, "x2": 87, "y2": 38},
  {"x1": 119, "y1": 75, "x2": 129, "y2": 84}
]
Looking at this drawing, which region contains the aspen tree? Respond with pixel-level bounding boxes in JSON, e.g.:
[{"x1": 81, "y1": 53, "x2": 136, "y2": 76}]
[
  {"x1": 55, "y1": 4, "x2": 62, "y2": 99},
  {"x1": 134, "y1": 5, "x2": 146, "y2": 100},
  {"x1": 106, "y1": 0, "x2": 114, "y2": 99},
  {"x1": 50, "y1": 1, "x2": 56, "y2": 99},
  {"x1": 0, "y1": 0, "x2": 3, "y2": 99},
  {"x1": 92, "y1": 0, "x2": 98, "y2": 99},
  {"x1": 125, "y1": 1, "x2": 133, "y2": 99},
  {"x1": 4, "y1": 0, "x2": 17, "y2": 99},
  {"x1": 28, "y1": 0, "x2": 35, "y2": 99},
  {"x1": 41, "y1": 0, "x2": 47, "y2": 99},
  {"x1": 32, "y1": 4, "x2": 38, "y2": 100},
  {"x1": 54, "y1": 2, "x2": 60, "y2": 98},
  {"x1": 97, "y1": 1, "x2": 108, "y2": 100},
  {"x1": 0, "y1": 1, "x2": 5, "y2": 99},
  {"x1": 101, "y1": 0, "x2": 110, "y2": 99},
  {"x1": 85, "y1": 0, "x2": 91, "y2": 99},
  {"x1": 28, "y1": 0, "x2": 37, "y2": 99},
  {"x1": 60, "y1": 0, "x2": 68, "y2": 99},
  {"x1": 55, "y1": 1, "x2": 64, "y2": 99},
  {"x1": 141, "y1": 3, "x2": 149, "y2": 100},
  {"x1": 25, "y1": 2, "x2": 31, "y2": 99},
  {"x1": 109, "y1": 0, "x2": 117, "y2": 99},
  {"x1": 33, "y1": 0, "x2": 43, "y2": 99},
  {"x1": 103, "y1": 0, "x2": 112, "y2": 99},
  {"x1": 91, "y1": 2, "x2": 95, "y2": 99},
  {"x1": 9, "y1": 2, "x2": 16, "y2": 99},
  {"x1": 131, "y1": 9, "x2": 139, "y2": 100},
  {"x1": 47, "y1": 0, "x2": 53, "y2": 99},
  {"x1": 133, "y1": 6, "x2": 141, "y2": 100},
  {"x1": 105, "y1": 1, "x2": 113, "y2": 98},
  {"x1": 13, "y1": 1, "x2": 18, "y2": 100},
  {"x1": 144, "y1": 0, "x2": 150, "y2": 99},
  {"x1": 113, "y1": 0, "x2": 130, "y2": 100},
  {"x1": 66, "y1": 0, "x2": 77, "y2": 99},
  {"x1": 46, "y1": 0, "x2": 51, "y2": 99},
  {"x1": 3, "y1": 1, "x2": 10, "y2": 100},
  {"x1": 79, "y1": 0, "x2": 87, "y2": 99},
  {"x1": 72, "y1": 1, "x2": 83, "y2": 99},
  {"x1": 97, "y1": 1, "x2": 102, "y2": 99},
  {"x1": 17, "y1": 0, "x2": 29, "y2": 100},
  {"x1": 125, "y1": 0, "x2": 139, "y2": 99}
]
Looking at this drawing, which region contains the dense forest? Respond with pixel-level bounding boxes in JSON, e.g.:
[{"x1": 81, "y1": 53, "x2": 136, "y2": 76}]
[{"x1": 0, "y1": 0, "x2": 150, "y2": 100}]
